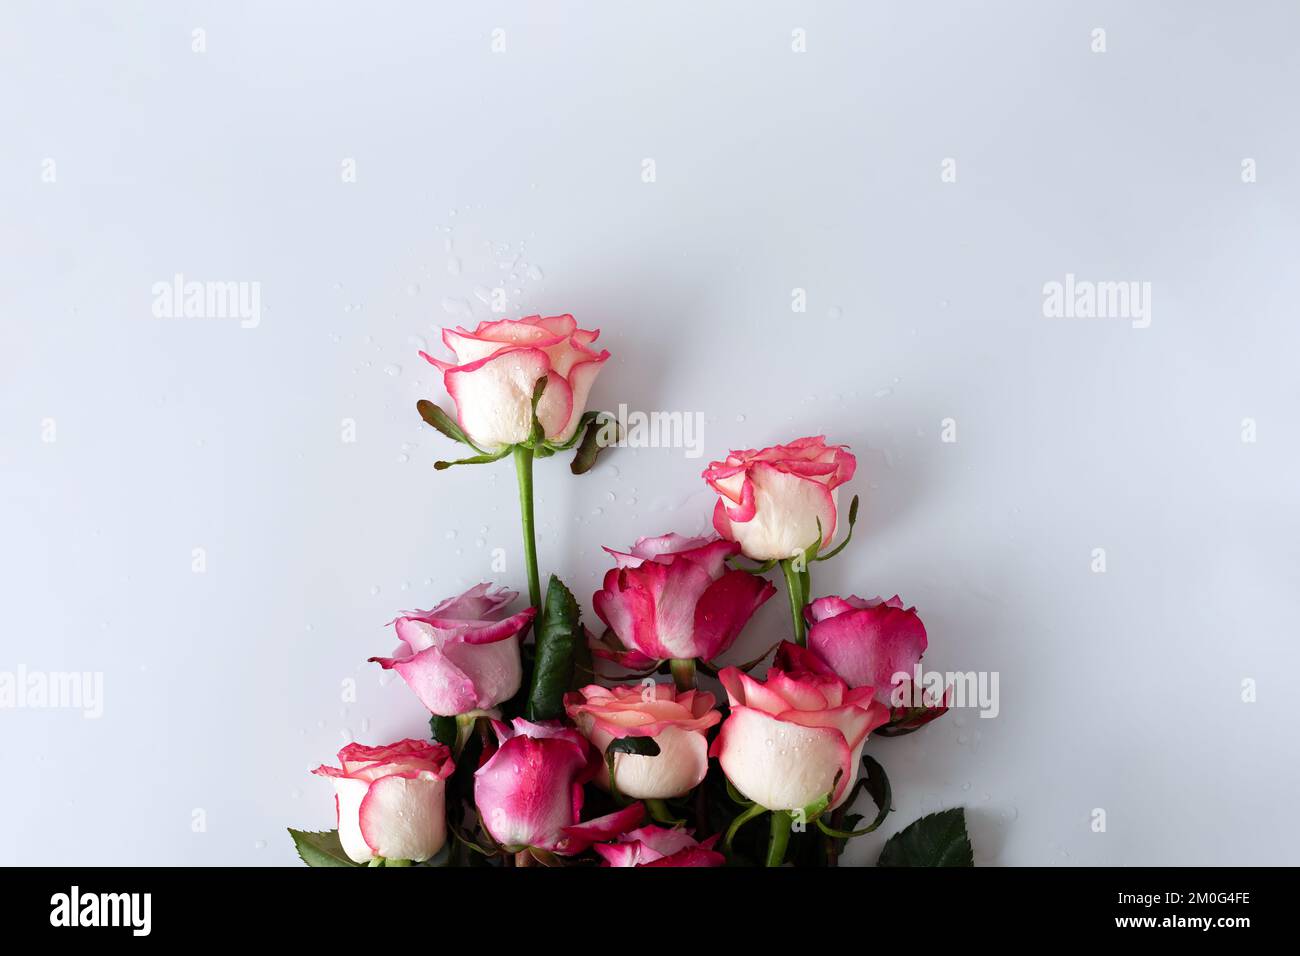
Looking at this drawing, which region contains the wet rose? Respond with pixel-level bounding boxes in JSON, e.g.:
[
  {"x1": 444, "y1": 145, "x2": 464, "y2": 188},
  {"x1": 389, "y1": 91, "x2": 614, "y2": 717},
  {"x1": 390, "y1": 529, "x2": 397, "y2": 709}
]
[
  {"x1": 592, "y1": 532, "x2": 774, "y2": 667},
  {"x1": 312, "y1": 739, "x2": 455, "y2": 864},
  {"x1": 711, "y1": 643, "x2": 889, "y2": 811},
  {"x1": 565, "y1": 682, "x2": 720, "y2": 799},
  {"x1": 370, "y1": 583, "x2": 533, "y2": 717},
  {"x1": 703, "y1": 436, "x2": 856, "y2": 561},
  {"x1": 420, "y1": 313, "x2": 609, "y2": 449}
]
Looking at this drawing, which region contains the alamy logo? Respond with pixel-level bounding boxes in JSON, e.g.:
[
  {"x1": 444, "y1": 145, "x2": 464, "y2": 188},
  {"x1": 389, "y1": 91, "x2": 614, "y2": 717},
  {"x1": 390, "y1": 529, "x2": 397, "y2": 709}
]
[
  {"x1": 594, "y1": 404, "x2": 706, "y2": 459},
  {"x1": 50, "y1": 886, "x2": 151, "y2": 936},
  {"x1": 151, "y1": 273, "x2": 261, "y2": 328},
  {"x1": 0, "y1": 666, "x2": 102, "y2": 718},
  {"x1": 1042, "y1": 273, "x2": 1151, "y2": 329}
]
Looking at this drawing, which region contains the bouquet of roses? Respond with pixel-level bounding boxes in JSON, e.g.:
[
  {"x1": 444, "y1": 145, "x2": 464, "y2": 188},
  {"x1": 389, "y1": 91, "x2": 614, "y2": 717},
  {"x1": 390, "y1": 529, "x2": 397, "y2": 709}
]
[{"x1": 290, "y1": 314, "x2": 969, "y2": 868}]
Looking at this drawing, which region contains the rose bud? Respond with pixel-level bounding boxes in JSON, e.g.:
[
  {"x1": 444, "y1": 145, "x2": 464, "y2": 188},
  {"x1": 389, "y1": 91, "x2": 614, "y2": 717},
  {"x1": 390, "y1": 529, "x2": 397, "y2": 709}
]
[
  {"x1": 711, "y1": 644, "x2": 890, "y2": 811},
  {"x1": 593, "y1": 826, "x2": 726, "y2": 868},
  {"x1": 420, "y1": 313, "x2": 609, "y2": 449},
  {"x1": 312, "y1": 739, "x2": 455, "y2": 864},
  {"x1": 703, "y1": 436, "x2": 856, "y2": 562},
  {"x1": 564, "y1": 683, "x2": 721, "y2": 799},
  {"x1": 592, "y1": 532, "x2": 775, "y2": 668},
  {"x1": 369, "y1": 583, "x2": 534, "y2": 717},
  {"x1": 805, "y1": 595, "x2": 928, "y2": 705},
  {"x1": 473, "y1": 718, "x2": 595, "y2": 852}
]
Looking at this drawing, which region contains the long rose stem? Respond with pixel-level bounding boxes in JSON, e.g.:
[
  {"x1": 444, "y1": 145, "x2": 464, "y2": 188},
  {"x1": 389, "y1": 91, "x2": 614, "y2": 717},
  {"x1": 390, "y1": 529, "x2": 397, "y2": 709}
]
[
  {"x1": 779, "y1": 558, "x2": 808, "y2": 646},
  {"x1": 513, "y1": 445, "x2": 542, "y2": 620},
  {"x1": 766, "y1": 810, "x2": 792, "y2": 867}
]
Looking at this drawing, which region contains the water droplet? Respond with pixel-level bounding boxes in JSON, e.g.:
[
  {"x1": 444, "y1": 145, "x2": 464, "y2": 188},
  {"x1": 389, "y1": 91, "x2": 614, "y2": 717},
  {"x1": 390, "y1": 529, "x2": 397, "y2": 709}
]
[
  {"x1": 527, "y1": 264, "x2": 544, "y2": 280},
  {"x1": 384, "y1": 364, "x2": 402, "y2": 377},
  {"x1": 254, "y1": 840, "x2": 267, "y2": 850},
  {"x1": 873, "y1": 386, "x2": 893, "y2": 398},
  {"x1": 827, "y1": 306, "x2": 843, "y2": 320},
  {"x1": 447, "y1": 257, "x2": 461, "y2": 276},
  {"x1": 397, "y1": 453, "x2": 409, "y2": 464},
  {"x1": 369, "y1": 585, "x2": 381, "y2": 596},
  {"x1": 735, "y1": 414, "x2": 746, "y2": 423},
  {"x1": 406, "y1": 283, "x2": 421, "y2": 297},
  {"x1": 445, "y1": 530, "x2": 457, "y2": 540}
]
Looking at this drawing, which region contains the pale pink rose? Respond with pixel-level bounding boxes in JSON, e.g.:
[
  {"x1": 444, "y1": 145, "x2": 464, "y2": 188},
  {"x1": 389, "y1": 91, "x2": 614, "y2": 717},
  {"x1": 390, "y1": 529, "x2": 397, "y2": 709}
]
[
  {"x1": 564, "y1": 683, "x2": 721, "y2": 800},
  {"x1": 592, "y1": 532, "x2": 775, "y2": 667},
  {"x1": 806, "y1": 595, "x2": 928, "y2": 705},
  {"x1": 593, "y1": 826, "x2": 726, "y2": 868},
  {"x1": 420, "y1": 313, "x2": 609, "y2": 449},
  {"x1": 710, "y1": 642, "x2": 890, "y2": 811},
  {"x1": 312, "y1": 739, "x2": 455, "y2": 864},
  {"x1": 369, "y1": 583, "x2": 534, "y2": 717},
  {"x1": 473, "y1": 718, "x2": 594, "y2": 852},
  {"x1": 703, "y1": 436, "x2": 856, "y2": 561}
]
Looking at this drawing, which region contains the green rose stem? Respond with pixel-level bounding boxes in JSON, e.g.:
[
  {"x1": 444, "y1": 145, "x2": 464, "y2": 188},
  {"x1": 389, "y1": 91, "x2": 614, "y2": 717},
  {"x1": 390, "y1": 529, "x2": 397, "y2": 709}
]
[
  {"x1": 765, "y1": 810, "x2": 793, "y2": 867},
  {"x1": 512, "y1": 445, "x2": 542, "y2": 622},
  {"x1": 779, "y1": 558, "x2": 809, "y2": 646},
  {"x1": 669, "y1": 658, "x2": 696, "y2": 691}
]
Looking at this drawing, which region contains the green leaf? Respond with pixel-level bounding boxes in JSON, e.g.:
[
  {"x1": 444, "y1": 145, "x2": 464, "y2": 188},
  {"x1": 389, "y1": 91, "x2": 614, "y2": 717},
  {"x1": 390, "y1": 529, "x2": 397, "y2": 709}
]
[
  {"x1": 525, "y1": 575, "x2": 581, "y2": 721},
  {"x1": 430, "y1": 715, "x2": 457, "y2": 747},
  {"x1": 416, "y1": 399, "x2": 482, "y2": 452},
  {"x1": 434, "y1": 447, "x2": 511, "y2": 470},
  {"x1": 724, "y1": 802, "x2": 768, "y2": 852},
  {"x1": 287, "y1": 829, "x2": 360, "y2": 867},
  {"x1": 571, "y1": 412, "x2": 617, "y2": 475},
  {"x1": 814, "y1": 495, "x2": 859, "y2": 562},
  {"x1": 798, "y1": 790, "x2": 832, "y2": 826},
  {"x1": 545, "y1": 410, "x2": 601, "y2": 452},
  {"x1": 527, "y1": 376, "x2": 548, "y2": 446},
  {"x1": 606, "y1": 736, "x2": 661, "y2": 758},
  {"x1": 877, "y1": 808, "x2": 973, "y2": 867}
]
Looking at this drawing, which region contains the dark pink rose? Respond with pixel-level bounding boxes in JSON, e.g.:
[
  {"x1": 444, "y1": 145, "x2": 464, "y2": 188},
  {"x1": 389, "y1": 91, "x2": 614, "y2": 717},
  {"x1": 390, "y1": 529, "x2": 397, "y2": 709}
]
[
  {"x1": 592, "y1": 532, "x2": 775, "y2": 667},
  {"x1": 473, "y1": 718, "x2": 594, "y2": 852},
  {"x1": 805, "y1": 594, "x2": 928, "y2": 705},
  {"x1": 593, "y1": 826, "x2": 726, "y2": 868}
]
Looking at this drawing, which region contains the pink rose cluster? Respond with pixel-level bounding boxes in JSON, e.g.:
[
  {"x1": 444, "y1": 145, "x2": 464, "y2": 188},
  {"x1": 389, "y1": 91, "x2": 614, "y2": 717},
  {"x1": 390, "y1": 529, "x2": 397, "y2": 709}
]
[{"x1": 297, "y1": 315, "x2": 949, "y2": 869}]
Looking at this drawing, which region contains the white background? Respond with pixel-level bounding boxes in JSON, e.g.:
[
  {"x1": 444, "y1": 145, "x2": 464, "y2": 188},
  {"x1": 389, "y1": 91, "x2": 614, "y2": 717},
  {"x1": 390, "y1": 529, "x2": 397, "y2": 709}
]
[{"x1": 3, "y1": 1, "x2": 1298, "y2": 866}]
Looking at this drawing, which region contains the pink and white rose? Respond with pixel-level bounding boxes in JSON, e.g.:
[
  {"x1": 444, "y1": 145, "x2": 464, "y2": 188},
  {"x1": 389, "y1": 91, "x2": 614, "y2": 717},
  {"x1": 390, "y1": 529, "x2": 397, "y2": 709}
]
[
  {"x1": 564, "y1": 683, "x2": 721, "y2": 800},
  {"x1": 806, "y1": 594, "x2": 928, "y2": 705},
  {"x1": 593, "y1": 826, "x2": 726, "y2": 868},
  {"x1": 703, "y1": 436, "x2": 856, "y2": 562},
  {"x1": 420, "y1": 313, "x2": 610, "y2": 449},
  {"x1": 711, "y1": 643, "x2": 890, "y2": 811},
  {"x1": 592, "y1": 532, "x2": 775, "y2": 667},
  {"x1": 312, "y1": 739, "x2": 455, "y2": 864},
  {"x1": 473, "y1": 718, "x2": 594, "y2": 852},
  {"x1": 370, "y1": 584, "x2": 533, "y2": 717}
]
